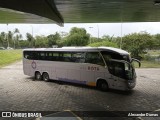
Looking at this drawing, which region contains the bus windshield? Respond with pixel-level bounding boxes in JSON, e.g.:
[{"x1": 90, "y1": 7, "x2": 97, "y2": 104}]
[
  {"x1": 100, "y1": 51, "x2": 131, "y2": 62},
  {"x1": 106, "y1": 59, "x2": 133, "y2": 80},
  {"x1": 101, "y1": 51, "x2": 133, "y2": 80}
]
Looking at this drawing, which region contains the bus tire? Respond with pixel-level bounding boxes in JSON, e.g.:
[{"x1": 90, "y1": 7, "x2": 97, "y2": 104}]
[
  {"x1": 35, "y1": 71, "x2": 41, "y2": 80},
  {"x1": 97, "y1": 80, "x2": 109, "y2": 91},
  {"x1": 42, "y1": 72, "x2": 50, "y2": 82}
]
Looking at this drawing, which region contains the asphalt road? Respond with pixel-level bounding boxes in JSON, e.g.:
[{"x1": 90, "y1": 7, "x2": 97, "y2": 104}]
[{"x1": 0, "y1": 61, "x2": 160, "y2": 120}]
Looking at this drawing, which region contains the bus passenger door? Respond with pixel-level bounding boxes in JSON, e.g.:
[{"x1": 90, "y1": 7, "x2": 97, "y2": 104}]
[{"x1": 107, "y1": 60, "x2": 127, "y2": 90}]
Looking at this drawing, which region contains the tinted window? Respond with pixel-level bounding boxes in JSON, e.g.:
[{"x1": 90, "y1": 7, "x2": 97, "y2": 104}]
[
  {"x1": 24, "y1": 51, "x2": 38, "y2": 60},
  {"x1": 61, "y1": 52, "x2": 85, "y2": 62},
  {"x1": 39, "y1": 52, "x2": 46, "y2": 60},
  {"x1": 63, "y1": 53, "x2": 72, "y2": 62},
  {"x1": 107, "y1": 60, "x2": 125, "y2": 79},
  {"x1": 85, "y1": 52, "x2": 104, "y2": 66},
  {"x1": 72, "y1": 52, "x2": 85, "y2": 63},
  {"x1": 24, "y1": 51, "x2": 85, "y2": 63},
  {"x1": 101, "y1": 51, "x2": 123, "y2": 60}
]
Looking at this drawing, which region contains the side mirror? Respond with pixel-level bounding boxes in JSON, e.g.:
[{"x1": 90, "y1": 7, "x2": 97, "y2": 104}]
[{"x1": 131, "y1": 58, "x2": 141, "y2": 68}]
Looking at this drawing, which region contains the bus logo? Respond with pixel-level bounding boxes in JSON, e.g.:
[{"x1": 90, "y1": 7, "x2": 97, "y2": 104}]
[
  {"x1": 31, "y1": 61, "x2": 36, "y2": 69},
  {"x1": 88, "y1": 66, "x2": 99, "y2": 71}
]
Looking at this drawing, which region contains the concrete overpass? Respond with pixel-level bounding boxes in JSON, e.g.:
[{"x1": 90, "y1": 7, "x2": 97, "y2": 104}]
[{"x1": 0, "y1": 0, "x2": 160, "y2": 26}]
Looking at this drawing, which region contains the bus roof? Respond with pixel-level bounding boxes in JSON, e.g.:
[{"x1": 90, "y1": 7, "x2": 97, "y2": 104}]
[{"x1": 23, "y1": 47, "x2": 129, "y2": 55}]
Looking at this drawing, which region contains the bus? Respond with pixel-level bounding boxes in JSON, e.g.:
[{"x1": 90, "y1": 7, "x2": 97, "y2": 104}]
[{"x1": 23, "y1": 47, "x2": 141, "y2": 91}]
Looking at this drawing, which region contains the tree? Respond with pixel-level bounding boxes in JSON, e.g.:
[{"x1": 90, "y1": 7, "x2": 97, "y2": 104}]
[
  {"x1": 152, "y1": 34, "x2": 160, "y2": 49},
  {"x1": 0, "y1": 32, "x2": 6, "y2": 47},
  {"x1": 8, "y1": 31, "x2": 13, "y2": 48},
  {"x1": 70, "y1": 27, "x2": 86, "y2": 35},
  {"x1": 47, "y1": 32, "x2": 61, "y2": 47},
  {"x1": 59, "y1": 31, "x2": 68, "y2": 38},
  {"x1": 89, "y1": 37, "x2": 103, "y2": 43},
  {"x1": 26, "y1": 33, "x2": 34, "y2": 47},
  {"x1": 65, "y1": 27, "x2": 90, "y2": 46},
  {"x1": 13, "y1": 28, "x2": 22, "y2": 49},
  {"x1": 121, "y1": 32, "x2": 152, "y2": 59},
  {"x1": 88, "y1": 41, "x2": 118, "y2": 48},
  {"x1": 35, "y1": 35, "x2": 48, "y2": 48},
  {"x1": 19, "y1": 40, "x2": 29, "y2": 48},
  {"x1": 102, "y1": 35, "x2": 114, "y2": 42}
]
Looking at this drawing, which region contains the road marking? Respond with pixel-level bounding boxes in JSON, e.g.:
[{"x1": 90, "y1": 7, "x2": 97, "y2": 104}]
[{"x1": 64, "y1": 109, "x2": 83, "y2": 120}]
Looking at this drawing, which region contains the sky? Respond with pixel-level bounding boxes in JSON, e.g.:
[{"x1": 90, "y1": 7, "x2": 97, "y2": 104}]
[{"x1": 0, "y1": 22, "x2": 160, "y2": 39}]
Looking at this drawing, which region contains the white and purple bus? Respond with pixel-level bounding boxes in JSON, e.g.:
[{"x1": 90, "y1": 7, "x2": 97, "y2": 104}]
[{"x1": 23, "y1": 47, "x2": 140, "y2": 91}]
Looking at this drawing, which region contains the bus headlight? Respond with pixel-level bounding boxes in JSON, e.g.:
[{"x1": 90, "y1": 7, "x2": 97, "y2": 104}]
[{"x1": 128, "y1": 81, "x2": 135, "y2": 88}]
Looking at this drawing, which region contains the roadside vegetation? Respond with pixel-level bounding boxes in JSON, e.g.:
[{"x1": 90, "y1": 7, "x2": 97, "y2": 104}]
[
  {"x1": 0, "y1": 27, "x2": 160, "y2": 68},
  {"x1": 0, "y1": 50, "x2": 22, "y2": 67},
  {"x1": 141, "y1": 61, "x2": 160, "y2": 68},
  {"x1": 133, "y1": 60, "x2": 160, "y2": 68}
]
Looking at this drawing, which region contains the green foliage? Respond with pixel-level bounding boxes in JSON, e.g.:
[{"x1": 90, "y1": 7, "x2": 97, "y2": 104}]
[
  {"x1": 0, "y1": 27, "x2": 160, "y2": 68},
  {"x1": 70, "y1": 27, "x2": 87, "y2": 35},
  {"x1": 0, "y1": 28, "x2": 23, "y2": 49},
  {"x1": 152, "y1": 34, "x2": 160, "y2": 49},
  {"x1": 64, "y1": 27, "x2": 90, "y2": 46},
  {"x1": 19, "y1": 40, "x2": 29, "y2": 48},
  {"x1": 35, "y1": 36, "x2": 48, "y2": 48},
  {"x1": 0, "y1": 27, "x2": 160, "y2": 64},
  {"x1": 89, "y1": 37, "x2": 103, "y2": 43},
  {"x1": 26, "y1": 33, "x2": 34, "y2": 47},
  {"x1": 88, "y1": 41, "x2": 118, "y2": 47},
  {"x1": 134, "y1": 60, "x2": 160, "y2": 68},
  {"x1": 0, "y1": 32, "x2": 6, "y2": 47},
  {"x1": 143, "y1": 51, "x2": 160, "y2": 62},
  {"x1": 8, "y1": 31, "x2": 13, "y2": 46},
  {"x1": 47, "y1": 32, "x2": 61, "y2": 47},
  {"x1": 102, "y1": 35, "x2": 115, "y2": 42},
  {"x1": 121, "y1": 32, "x2": 153, "y2": 58},
  {"x1": 13, "y1": 28, "x2": 22, "y2": 49}
]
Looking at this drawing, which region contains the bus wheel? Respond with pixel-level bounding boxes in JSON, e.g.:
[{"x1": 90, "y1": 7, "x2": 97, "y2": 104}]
[
  {"x1": 35, "y1": 71, "x2": 41, "y2": 80},
  {"x1": 98, "y1": 80, "x2": 109, "y2": 91},
  {"x1": 42, "y1": 72, "x2": 50, "y2": 82}
]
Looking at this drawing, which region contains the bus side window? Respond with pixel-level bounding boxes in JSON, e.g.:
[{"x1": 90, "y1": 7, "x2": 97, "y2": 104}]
[
  {"x1": 85, "y1": 52, "x2": 104, "y2": 66},
  {"x1": 52, "y1": 52, "x2": 59, "y2": 61},
  {"x1": 59, "y1": 52, "x2": 64, "y2": 61},
  {"x1": 32, "y1": 52, "x2": 39, "y2": 60},
  {"x1": 45, "y1": 52, "x2": 53, "y2": 61},
  {"x1": 103, "y1": 54, "x2": 112, "y2": 62},
  {"x1": 24, "y1": 51, "x2": 34, "y2": 60},
  {"x1": 24, "y1": 51, "x2": 29, "y2": 59},
  {"x1": 71, "y1": 52, "x2": 85, "y2": 63},
  {"x1": 39, "y1": 52, "x2": 46, "y2": 60},
  {"x1": 63, "y1": 52, "x2": 72, "y2": 62}
]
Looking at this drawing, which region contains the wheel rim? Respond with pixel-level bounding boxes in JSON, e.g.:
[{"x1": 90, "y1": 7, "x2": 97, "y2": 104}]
[
  {"x1": 36, "y1": 73, "x2": 41, "y2": 80},
  {"x1": 101, "y1": 82, "x2": 108, "y2": 90},
  {"x1": 43, "y1": 73, "x2": 49, "y2": 81}
]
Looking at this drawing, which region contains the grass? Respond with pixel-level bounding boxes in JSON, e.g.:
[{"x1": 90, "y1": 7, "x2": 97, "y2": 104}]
[
  {"x1": 0, "y1": 50, "x2": 22, "y2": 68},
  {"x1": 147, "y1": 50, "x2": 160, "y2": 56},
  {"x1": 134, "y1": 60, "x2": 160, "y2": 68}
]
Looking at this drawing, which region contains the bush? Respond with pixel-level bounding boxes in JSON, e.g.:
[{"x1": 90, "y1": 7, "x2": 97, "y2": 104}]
[
  {"x1": 88, "y1": 41, "x2": 118, "y2": 48},
  {"x1": 143, "y1": 54, "x2": 160, "y2": 62}
]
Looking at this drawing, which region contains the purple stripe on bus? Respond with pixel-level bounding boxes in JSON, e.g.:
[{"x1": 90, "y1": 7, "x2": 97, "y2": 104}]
[{"x1": 58, "y1": 77, "x2": 87, "y2": 84}]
